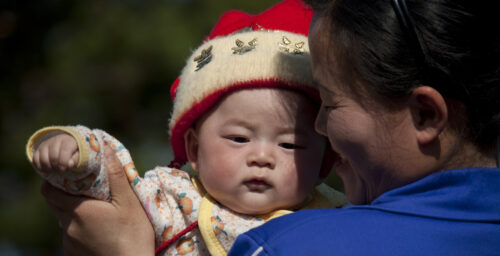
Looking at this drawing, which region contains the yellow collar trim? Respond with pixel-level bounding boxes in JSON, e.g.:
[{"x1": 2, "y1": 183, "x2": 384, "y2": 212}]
[
  {"x1": 192, "y1": 176, "x2": 346, "y2": 256},
  {"x1": 192, "y1": 176, "x2": 227, "y2": 255},
  {"x1": 198, "y1": 195, "x2": 227, "y2": 256}
]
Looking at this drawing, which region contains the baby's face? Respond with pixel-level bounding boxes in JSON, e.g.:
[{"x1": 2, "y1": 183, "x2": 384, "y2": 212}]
[{"x1": 187, "y1": 88, "x2": 327, "y2": 215}]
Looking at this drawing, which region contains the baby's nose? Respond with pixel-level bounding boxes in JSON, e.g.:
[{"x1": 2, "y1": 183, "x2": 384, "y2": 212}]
[{"x1": 247, "y1": 143, "x2": 276, "y2": 169}]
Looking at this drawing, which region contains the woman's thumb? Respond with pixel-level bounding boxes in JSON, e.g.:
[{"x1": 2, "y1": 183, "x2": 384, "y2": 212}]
[{"x1": 103, "y1": 144, "x2": 135, "y2": 204}]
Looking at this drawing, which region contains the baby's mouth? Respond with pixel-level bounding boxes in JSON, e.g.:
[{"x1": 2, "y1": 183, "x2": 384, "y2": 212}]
[{"x1": 244, "y1": 178, "x2": 271, "y2": 192}]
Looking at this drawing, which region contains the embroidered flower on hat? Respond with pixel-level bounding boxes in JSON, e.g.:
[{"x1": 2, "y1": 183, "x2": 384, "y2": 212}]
[
  {"x1": 193, "y1": 45, "x2": 213, "y2": 71},
  {"x1": 278, "y1": 36, "x2": 305, "y2": 54},
  {"x1": 231, "y1": 38, "x2": 258, "y2": 55}
]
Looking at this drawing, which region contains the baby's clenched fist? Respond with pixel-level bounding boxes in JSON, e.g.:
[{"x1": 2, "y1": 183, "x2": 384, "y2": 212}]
[{"x1": 33, "y1": 133, "x2": 79, "y2": 174}]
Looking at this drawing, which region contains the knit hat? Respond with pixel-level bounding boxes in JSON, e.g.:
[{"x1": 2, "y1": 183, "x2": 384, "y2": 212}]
[{"x1": 168, "y1": 0, "x2": 316, "y2": 168}]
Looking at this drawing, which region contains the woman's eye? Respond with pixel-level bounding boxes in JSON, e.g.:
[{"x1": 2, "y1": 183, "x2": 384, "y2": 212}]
[
  {"x1": 229, "y1": 136, "x2": 249, "y2": 143},
  {"x1": 323, "y1": 105, "x2": 336, "y2": 111}
]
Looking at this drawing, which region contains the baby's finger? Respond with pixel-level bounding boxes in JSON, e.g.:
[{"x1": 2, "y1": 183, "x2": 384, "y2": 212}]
[
  {"x1": 59, "y1": 139, "x2": 79, "y2": 170},
  {"x1": 34, "y1": 149, "x2": 50, "y2": 175},
  {"x1": 70, "y1": 151, "x2": 80, "y2": 169},
  {"x1": 33, "y1": 149, "x2": 42, "y2": 171},
  {"x1": 49, "y1": 139, "x2": 63, "y2": 172},
  {"x1": 40, "y1": 145, "x2": 54, "y2": 172}
]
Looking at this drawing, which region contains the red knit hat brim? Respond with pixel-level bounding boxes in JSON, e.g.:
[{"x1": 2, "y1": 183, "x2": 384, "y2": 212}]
[{"x1": 170, "y1": 80, "x2": 319, "y2": 166}]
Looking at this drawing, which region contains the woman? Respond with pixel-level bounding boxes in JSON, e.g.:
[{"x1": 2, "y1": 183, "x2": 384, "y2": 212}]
[
  {"x1": 43, "y1": 0, "x2": 500, "y2": 255},
  {"x1": 228, "y1": 0, "x2": 500, "y2": 254}
]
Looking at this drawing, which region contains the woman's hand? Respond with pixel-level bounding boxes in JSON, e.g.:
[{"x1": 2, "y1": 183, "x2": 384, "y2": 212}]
[{"x1": 41, "y1": 145, "x2": 155, "y2": 256}]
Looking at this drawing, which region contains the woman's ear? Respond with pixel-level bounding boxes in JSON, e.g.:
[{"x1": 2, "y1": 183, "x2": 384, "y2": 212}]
[
  {"x1": 184, "y1": 127, "x2": 200, "y2": 172},
  {"x1": 408, "y1": 86, "x2": 448, "y2": 145}
]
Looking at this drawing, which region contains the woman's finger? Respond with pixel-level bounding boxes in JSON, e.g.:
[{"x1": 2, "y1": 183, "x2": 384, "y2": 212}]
[
  {"x1": 103, "y1": 145, "x2": 136, "y2": 205},
  {"x1": 41, "y1": 180, "x2": 84, "y2": 211},
  {"x1": 62, "y1": 233, "x2": 88, "y2": 256}
]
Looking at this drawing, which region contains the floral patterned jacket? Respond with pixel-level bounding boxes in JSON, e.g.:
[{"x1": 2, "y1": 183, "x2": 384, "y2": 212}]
[{"x1": 27, "y1": 125, "x2": 346, "y2": 256}]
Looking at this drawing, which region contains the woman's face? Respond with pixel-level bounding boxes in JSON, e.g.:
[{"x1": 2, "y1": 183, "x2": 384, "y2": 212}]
[{"x1": 309, "y1": 17, "x2": 418, "y2": 204}]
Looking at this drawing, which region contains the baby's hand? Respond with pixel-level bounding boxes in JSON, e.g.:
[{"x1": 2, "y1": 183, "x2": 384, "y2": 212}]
[{"x1": 33, "y1": 133, "x2": 80, "y2": 174}]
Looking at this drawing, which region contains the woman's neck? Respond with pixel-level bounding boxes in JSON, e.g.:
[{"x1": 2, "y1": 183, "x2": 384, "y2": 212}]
[{"x1": 440, "y1": 138, "x2": 497, "y2": 171}]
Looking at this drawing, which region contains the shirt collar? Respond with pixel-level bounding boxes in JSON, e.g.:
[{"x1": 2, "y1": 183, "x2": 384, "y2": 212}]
[{"x1": 352, "y1": 168, "x2": 500, "y2": 222}]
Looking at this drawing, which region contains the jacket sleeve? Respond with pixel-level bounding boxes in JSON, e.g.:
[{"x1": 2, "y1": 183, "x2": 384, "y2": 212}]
[
  {"x1": 26, "y1": 125, "x2": 137, "y2": 200},
  {"x1": 26, "y1": 125, "x2": 202, "y2": 251}
]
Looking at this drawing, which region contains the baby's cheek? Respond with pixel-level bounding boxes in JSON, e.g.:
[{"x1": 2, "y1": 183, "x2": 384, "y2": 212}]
[
  {"x1": 199, "y1": 171, "x2": 220, "y2": 190},
  {"x1": 199, "y1": 166, "x2": 234, "y2": 194},
  {"x1": 280, "y1": 180, "x2": 310, "y2": 207},
  {"x1": 276, "y1": 169, "x2": 303, "y2": 194}
]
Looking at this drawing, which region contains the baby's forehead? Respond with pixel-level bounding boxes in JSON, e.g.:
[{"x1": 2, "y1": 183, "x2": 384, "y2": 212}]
[
  {"x1": 222, "y1": 88, "x2": 318, "y2": 110},
  {"x1": 216, "y1": 88, "x2": 318, "y2": 122}
]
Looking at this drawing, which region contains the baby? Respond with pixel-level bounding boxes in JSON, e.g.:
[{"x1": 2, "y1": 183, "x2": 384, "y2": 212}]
[{"x1": 26, "y1": 0, "x2": 345, "y2": 255}]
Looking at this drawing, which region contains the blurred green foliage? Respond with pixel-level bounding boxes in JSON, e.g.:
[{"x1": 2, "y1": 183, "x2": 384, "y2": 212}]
[{"x1": 0, "y1": 0, "x2": 342, "y2": 254}]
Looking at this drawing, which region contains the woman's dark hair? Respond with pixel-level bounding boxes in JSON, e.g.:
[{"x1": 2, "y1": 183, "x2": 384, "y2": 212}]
[{"x1": 305, "y1": 0, "x2": 500, "y2": 150}]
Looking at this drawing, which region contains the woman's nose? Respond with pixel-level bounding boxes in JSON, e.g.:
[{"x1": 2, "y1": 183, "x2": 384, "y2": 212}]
[
  {"x1": 315, "y1": 108, "x2": 327, "y2": 136},
  {"x1": 247, "y1": 143, "x2": 276, "y2": 169}
]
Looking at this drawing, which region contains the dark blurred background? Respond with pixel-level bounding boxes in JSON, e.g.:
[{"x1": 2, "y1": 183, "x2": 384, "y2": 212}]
[{"x1": 0, "y1": 0, "x2": 342, "y2": 255}]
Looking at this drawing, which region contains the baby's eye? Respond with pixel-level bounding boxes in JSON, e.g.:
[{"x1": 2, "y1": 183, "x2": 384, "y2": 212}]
[
  {"x1": 279, "y1": 143, "x2": 303, "y2": 150},
  {"x1": 229, "y1": 136, "x2": 249, "y2": 143}
]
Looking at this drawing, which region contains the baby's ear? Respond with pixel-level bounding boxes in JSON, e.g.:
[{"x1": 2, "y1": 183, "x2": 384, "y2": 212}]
[
  {"x1": 316, "y1": 142, "x2": 334, "y2": 185},
  {"x1": 184, "y1": 128, "x2": 200, "y2": 172}
]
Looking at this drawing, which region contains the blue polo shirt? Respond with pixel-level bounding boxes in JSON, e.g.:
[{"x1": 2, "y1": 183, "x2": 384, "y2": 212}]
[{"x1": 228, "y1": 168, "x2": 500, "y2": 255}]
